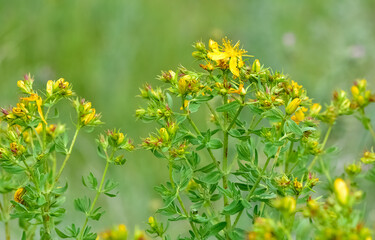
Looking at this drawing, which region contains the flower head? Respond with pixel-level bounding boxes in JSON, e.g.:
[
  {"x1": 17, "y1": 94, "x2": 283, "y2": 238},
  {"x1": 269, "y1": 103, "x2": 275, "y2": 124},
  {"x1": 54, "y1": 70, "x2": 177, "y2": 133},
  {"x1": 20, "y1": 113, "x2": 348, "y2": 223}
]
[{"x1": 207, "y1": 38, "x2": 251, "y2": 77}]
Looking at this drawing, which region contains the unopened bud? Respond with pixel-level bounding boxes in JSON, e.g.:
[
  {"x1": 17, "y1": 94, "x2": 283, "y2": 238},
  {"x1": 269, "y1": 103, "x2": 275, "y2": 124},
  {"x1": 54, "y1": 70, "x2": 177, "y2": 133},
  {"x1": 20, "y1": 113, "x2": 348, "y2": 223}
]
[
  {"x1": 286, "y1": 98, "x2": 301, "y2": 115},
  {"x1": 194, "y1": 41, "x2": 206, "y2": 52},
  {"x1": 334, "y1": 178, "x2": 349, "y2": 206},
  {"x1": 251, "y1": 59, "x2": 261, "y2": 73}
]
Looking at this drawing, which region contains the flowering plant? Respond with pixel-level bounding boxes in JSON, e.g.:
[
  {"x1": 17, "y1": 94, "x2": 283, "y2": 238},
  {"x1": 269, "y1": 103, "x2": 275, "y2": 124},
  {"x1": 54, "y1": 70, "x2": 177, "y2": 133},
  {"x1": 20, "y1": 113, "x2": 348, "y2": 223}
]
[
  {"x1": 1, "y1": 37, "x2": 375, "y2": 240},
  {"x1": 0, "y1": 76, "x2": 134, "y2": 240},
  {"x1": 137, "y1": 38, "x2": 375, "y2": 239}
]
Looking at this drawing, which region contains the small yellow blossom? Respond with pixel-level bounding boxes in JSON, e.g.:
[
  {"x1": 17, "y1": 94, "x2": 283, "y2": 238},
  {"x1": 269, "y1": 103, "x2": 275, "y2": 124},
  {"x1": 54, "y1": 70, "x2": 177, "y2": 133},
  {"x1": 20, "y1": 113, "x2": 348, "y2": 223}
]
[
  {"x1": 291, "y1": 107, "x2": 307, "y2": 124},
  {"x1": 334, "y1": 178, "x2": 349, "y2": 206},
  {"x1": 228, "y1": 83, "x2": 245, "y2": 95},
  {"x1": 207, "y1": 38, "x2": 251, "y2": 77}
]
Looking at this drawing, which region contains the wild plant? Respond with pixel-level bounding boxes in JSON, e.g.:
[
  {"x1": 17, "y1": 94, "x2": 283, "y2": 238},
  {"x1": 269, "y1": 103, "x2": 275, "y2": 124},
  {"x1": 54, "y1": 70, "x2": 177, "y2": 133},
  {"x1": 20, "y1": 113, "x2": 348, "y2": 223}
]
[
  {"x1": 0, "y1": 76, "x2": 133, "y2": 240},
  {"x1": 136, "y1": 38, "x2": 375, "y2": 239}
]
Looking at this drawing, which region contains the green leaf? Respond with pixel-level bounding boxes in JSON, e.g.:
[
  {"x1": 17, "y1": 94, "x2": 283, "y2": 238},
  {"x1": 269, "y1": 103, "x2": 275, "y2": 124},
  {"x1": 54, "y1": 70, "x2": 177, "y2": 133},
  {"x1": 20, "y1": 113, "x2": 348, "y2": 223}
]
[
  {"x1": 222, "y1": 200, "x2": 244, "y2": 215},
  {"x1": 263, "y1": 142, "x2": 280, "y2": 158},
  {"x1": 285, "y1": 119, "x2": 303, "y2": 137},
  {"x1": 207, "y1": 139, "x2": 223, "y2": 149},
  {"x1": 200, "y1": 171, "x2": 222, "y2": 184},
  {"x1": 196, "y1": 163, "x2": 216, "y2": 173},
  {"x1": 55, "y1": 228, "x2": 70, "y2": 238},
  {"x1": 216, "y1": 101, "x2": 240, "y2": 112},
  {"x1": 189, "y1": 102, "x2": 201, "y2": 113},
  {"x1": 262, "y1": 108, "x2": 284, "y2": 122},
  {"x1": 82, "y1": 172, "x2": 98, "y2": 190},
  {"x1": 236, "y1": 141, "x2": 251, "y2": 161},
  {"x1": 208, "y1": 222, "x2": 227, "y2": 236},
  {"x1": 166, "y1": 92, "x2": 173, "y2": 108},
  {"x1": 74, "y1": 197, "x2": 91, "y2": 214},
  {"x1": 193, "y1": 95, "x2": 213, "y2": 103}
]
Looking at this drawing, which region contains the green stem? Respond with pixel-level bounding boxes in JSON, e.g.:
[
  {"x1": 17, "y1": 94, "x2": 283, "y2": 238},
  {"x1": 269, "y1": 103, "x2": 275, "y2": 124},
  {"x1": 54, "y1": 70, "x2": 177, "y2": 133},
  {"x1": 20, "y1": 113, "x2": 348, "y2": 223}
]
[
  {"x1": 206, "y1": 103, "x2": 224, "y2": 130},
  {"x1": 168, "y1": 159, "x2": 200, "y2": 239},
  {"x1": 78, "y1": 160, "x2": 110, "y2": 240},
  {"x1": 184, "y1": 102, "x2": 221, "y2": 172},
  {"x1": 367, "y1": 121, "x2": 375, "y2": 143},
  {"x1": 319, "y1": 157, "x2": 332, "y2": 185},
  {"x1": 307, "y1": 125, "x2": 332, "y2": 171},
  {"x1": 3, "y1": 193, "x2": 10, "y2": 240},
  {"x1": 285, "y1": 142, "x2": 294, "y2": 173},
  {"x1": 31, "y1": 126, "x2": 43, "y2": 148},
  {"x1": 222, "y1": 95, "x2": 231, "y2": 237},
  {"x1": 4, "y1": 221, "x2": 10, "y2": 240},
  {"x1": 54, "y1": 127, "x2": 80, "y2": 183},
  {"x1": 232, "y1": 156, "x2": 272, "y2": 229},
  {"x1": 227, "y1": 105, "x2": 244, "y2": 131}
]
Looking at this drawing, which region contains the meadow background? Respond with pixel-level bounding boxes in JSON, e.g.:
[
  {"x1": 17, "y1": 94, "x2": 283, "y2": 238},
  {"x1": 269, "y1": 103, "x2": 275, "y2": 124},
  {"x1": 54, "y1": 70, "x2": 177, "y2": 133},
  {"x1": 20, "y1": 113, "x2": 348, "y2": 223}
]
[{"x1": 0, "y1": 0, "x2": 375, "y2": 236}]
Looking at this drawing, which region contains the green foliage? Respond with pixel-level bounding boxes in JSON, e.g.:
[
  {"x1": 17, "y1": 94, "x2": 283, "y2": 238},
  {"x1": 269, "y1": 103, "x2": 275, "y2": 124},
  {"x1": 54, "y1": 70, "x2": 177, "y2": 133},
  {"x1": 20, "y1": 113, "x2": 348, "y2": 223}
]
[
  {"x1": 0, "y1": 77, "x2": 133, "y2": 239},
  {"x1": 137, "y1": 39, "x2": 375, "y2": 239}
]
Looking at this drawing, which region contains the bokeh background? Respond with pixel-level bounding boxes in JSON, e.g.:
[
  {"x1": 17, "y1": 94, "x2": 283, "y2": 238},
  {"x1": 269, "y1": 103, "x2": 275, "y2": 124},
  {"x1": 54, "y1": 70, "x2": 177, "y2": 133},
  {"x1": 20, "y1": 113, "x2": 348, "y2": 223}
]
[{"x1": 1, "y1": 0, "x2": 375, "y2": 237}]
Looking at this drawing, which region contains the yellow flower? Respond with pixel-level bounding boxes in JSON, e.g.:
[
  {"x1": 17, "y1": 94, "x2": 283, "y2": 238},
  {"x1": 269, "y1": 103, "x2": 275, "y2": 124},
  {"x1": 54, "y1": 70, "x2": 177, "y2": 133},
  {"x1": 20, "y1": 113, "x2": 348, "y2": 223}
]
[
  {"x1": 20, "y1": 93, "x2": 47, "y2": 124},
  {"x1": 148, "y1": 216, "x2": 156, "y2": 228},
  {"x1": 82, "y1": 108, "x2": 96, "y2": 125},
  {"x1": 228, "y1": 83, "x2": 245, "y2": 95},
  {"x1": 12, "y1": 103, "x2": 28, "y2": 117},
  {"x1": 334, "y1": 178, "x2": 349, "y2": 206},
  {"x1": 46, "y1": 80, "x2": 54, "y2": 96},
  {"x1": 207, "y1": 38, "x2": 250, "y2": 77},
  {"x1": 286, "y1": 98, "x2": 301, "y2": 115},
  {"x1": 291, "y1": 107, "x2": 307, "y2": 124},
  {"x1": 310, "y1": 103, "x2": 322, "y2": 116},
  {"x1": 14, "y1": 187, "x2": 25, "y2": 204},
  {"x1": 351, "y1": 85, "x2": 359, "y2": 97}
]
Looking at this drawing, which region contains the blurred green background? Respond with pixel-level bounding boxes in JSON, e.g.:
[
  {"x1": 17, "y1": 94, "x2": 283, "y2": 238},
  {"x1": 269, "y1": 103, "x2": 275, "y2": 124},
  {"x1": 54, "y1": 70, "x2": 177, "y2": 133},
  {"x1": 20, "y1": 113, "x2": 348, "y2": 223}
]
[{"x1": 1, "y1": 0, "x2": 375, "y2": 236}]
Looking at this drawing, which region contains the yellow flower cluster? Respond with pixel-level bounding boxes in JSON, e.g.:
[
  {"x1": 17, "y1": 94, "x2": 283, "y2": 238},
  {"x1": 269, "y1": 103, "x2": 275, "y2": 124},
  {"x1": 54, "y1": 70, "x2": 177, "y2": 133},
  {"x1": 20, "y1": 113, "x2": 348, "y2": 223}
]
[
  {"x1": 46, "y1": 78, "x2": 73, "y2": 98},
  {"x1": 351, "y1": 79, "x2": 375, "y2": 108},
  {"x1": 75, "y1": 99, "x2": 102, "y2": 127}
]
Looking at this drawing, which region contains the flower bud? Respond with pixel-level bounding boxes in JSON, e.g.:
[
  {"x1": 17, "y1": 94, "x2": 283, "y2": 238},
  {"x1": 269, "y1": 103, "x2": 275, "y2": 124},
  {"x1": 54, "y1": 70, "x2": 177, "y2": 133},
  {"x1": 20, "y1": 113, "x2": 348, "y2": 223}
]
[
  {"x1": 192, "y1": 51, "x2": 205, "y2": 60},
  {"x1": 351, "y1": 85, "x2": 359, "y2": 97},
  {"x1": 310, "y1": 103, "x2": 322, "y2": 116},
  {"x1": 114, "y1": 155, "x2": 126, "y2": 165},
  {"x1": 46, "y1": 80, "x2": 54, "y2": 96},
  {"x1": 159, "y1": 128, "x2": 169, "y2": 142},
  {"x1": 293, "y1": 178, "x2": 303, "y2": 194},
  {"x1": 361, "y1": 150, "x2": 375, "y2": 164},
  {"x1": 275, "y1": 175, "x2": 290, "y2": 188},
  {"x1": 135, "y1": 108, "x2": 146, "y2": 118},
  {"x1": 345, "y1": 162, "x2": 362, "y2": 176},
  {"x1": 273, "y1": 196, "x2": 296, "y2": 214},
  {"x1": 14, "y1": 187, "x2": 25, "y2": 204},
  {"x1": 357, "y1": 79, "x2": 367, "y2": 89},
  {"x1": 148, "y1": 216, "x2": 156, "y2": 228},
  {"x1": 286, "y1": 98, "x2": 301, "y2": 115},
  {"x1": 194, "y1": 41, "x2": 206, "y2": 52},
  {"x1": 159, "y1": 70, "x2": 176, "y2": 82},
  {"x1": 251, "y1": 59, "x2": 261, "y2": 73},
  {"x1": 334, "y1": 178, "x2": 349, "y2": 206}
]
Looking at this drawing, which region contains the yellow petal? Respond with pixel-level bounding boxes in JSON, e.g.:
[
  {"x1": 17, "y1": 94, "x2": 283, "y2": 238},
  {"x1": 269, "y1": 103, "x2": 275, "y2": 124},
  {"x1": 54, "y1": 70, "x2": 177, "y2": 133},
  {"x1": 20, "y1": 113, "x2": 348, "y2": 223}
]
[
  {"x1": 229, "y1": 57, "x2": 240, "y2": 77},
  {"x1": 36, "y1": 97, "x2": 47, "y2": 125},
  {"x1": 46, "y1": 80, "x2": 54, "y2": 96},
  {"x1": 207, "y1": 51, "x2": 228, "y2": 61},
  {"x1": 208, "y1": 39, "x2": 219, "y2": 51}
]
